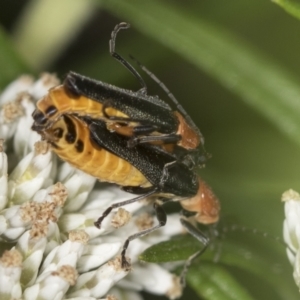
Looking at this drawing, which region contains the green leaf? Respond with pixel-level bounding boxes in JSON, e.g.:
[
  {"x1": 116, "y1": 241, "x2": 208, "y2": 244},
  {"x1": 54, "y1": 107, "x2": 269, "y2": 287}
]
[
  {"x1": 0, "y1": 26, "x2": 29, "y2": 89},
  {"x1": 187, "y1": 262, "x2": 254, "y2": 300},
  {"x1": 140, "y1": 233, "x2": 297, "y2": 299},
  {"x1": 140, "y1": 235, "x2": 201, "y2": 263},
  {"x1": 272, "y1": 0, "x2": 300, "y2": 20},
  {"x1": 101, "y1": 0, "x2": 300, "y2": 147}
]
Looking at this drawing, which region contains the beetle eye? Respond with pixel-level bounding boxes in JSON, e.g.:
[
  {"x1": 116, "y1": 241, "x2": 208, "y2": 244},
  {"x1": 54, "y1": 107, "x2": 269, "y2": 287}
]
[{"x1": 32, "y1": 109, "x2": 47, "y2": 125}]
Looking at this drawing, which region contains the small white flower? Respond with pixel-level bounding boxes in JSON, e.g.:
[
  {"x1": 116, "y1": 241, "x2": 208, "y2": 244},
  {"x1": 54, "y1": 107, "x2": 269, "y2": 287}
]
[
  {"x1": 0, "y1": 140, "x2": 8, "y2": 210},
  {"x1": 57, "y1": 164, "x2": 96, "y2": 213},
  {"x1": 282, "y1": 189, "x2": 300, "y2": 290},
  {"x1": 0, "y1": 75, "x2": 34, "y2": 105},
  {"x1": 29, "y1": 73, "x2": 60, "y2": 100},
  {"x1": 68, "y1": 256, "x2": 129, "y2": 299},
  {"x1": 0, "y1": 74, "x2": 58, "y2": 146},
  {"x1": 0, "y1": 249, "x2": 23, "y2": 300},
  {"x1": 15, "y1": 230, "x2": 48, "y2": 286},
  {"x1": 39, "y1": 230, "x2": 88, "y2": 279},
  {"x1": 0, "y1": 94, "x2": 25, "y2": 141},
  {"x1": 77, "y1": 239, "x2": 122, "y2": 273},
  {"x1": 282, "y1": 189, "x2": 300, "y2": 263},
  {"x1": 119, "y1": 264, "x2": 182, "y2": 299},
  {"x1": 0, "y1": 181, "x2": 67, "y2": 242},
  {"x1": 293, "y1": 250, "x2": 300, "y2": 291},
  {"x1": 23, "y1": 264, "x2": 78, "y2": 300},
  {"x1": 13, "y1": 93, "x2": 40, "y2": 157},
  {"x1": 8, "y1": 141, "x2": 56, "y2": 205}
]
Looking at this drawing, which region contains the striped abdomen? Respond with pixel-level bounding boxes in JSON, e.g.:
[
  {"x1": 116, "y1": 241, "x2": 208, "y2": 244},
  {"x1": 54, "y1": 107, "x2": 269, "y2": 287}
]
[{"x1": 42, "y1": 114, "x2": 150, "y2": 187}]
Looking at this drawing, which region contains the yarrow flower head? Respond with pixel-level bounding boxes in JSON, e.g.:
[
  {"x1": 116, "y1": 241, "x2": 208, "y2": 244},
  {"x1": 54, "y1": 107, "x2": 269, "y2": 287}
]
[
  {"x1": 282, "y1": 189, "x2": 300, "y2": 290},
  {"x1": 0, "y1": 74, "x2": 184, "y2": 300}
]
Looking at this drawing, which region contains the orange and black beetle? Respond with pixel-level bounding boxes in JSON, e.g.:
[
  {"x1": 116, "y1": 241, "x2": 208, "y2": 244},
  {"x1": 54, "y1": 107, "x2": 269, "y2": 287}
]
[
  {"x1": 33, "y1": 113, "x2": 220, "y2": 273},
  {"x1": 32, "y1": 23, "x2": 207, "y2": 169}
]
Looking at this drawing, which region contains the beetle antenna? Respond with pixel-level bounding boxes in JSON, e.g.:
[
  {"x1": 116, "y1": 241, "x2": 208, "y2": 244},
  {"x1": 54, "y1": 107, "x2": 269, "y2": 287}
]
[
  {"x1": 110, "y1": 22, "x2": 147, "y2": 94},
  {"x1": 129, "y1": 54, "x2": 202, "y2": 138}
]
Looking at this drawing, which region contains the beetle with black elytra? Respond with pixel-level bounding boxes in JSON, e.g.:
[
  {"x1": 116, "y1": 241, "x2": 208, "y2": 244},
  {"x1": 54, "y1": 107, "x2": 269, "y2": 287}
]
[{"x1": 31, "y1": 22, "x2": 208, "y2": 169}]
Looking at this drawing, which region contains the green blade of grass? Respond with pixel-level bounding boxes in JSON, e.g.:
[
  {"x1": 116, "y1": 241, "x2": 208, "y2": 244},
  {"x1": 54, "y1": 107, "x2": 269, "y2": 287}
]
[
  {"x1": 101, "y1": 0, "x2": 300, "y2": 147},
  {"x1": 0, "y1": 26, "x2": 29, "y2": 89},
  {"x1": 272, "y1": 0, "x2": 300, "y2": 20},
  {"x1": 12, "y1": 0, "x2": 96, "y2": 70},
  {"x1": 187, "y1": 262, "x2": 254, "y2": 300}
]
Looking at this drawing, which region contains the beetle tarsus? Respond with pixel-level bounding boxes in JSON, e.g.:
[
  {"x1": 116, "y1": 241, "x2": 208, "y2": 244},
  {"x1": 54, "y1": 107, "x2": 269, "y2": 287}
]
[{"x1": 121, "y1": 255, "x2": 131, "y2": 271}]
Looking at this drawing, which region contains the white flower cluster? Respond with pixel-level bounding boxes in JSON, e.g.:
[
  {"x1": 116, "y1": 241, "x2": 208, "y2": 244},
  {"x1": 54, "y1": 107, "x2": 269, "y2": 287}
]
[
  {"x1": 282, "y1": 189, "x2": 300, "y2": 290},
  {"x1": 0, "y1": 75, "x2": 184, "y2": 300}
]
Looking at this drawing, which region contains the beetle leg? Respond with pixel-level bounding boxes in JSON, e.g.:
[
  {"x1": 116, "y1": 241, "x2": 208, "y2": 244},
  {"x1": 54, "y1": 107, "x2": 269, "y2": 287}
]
[
  {"x1": 131, "y1": 124, "x2": 159, "y2": 135},
  {"x1": 128, "y1": 133, "x2": 181, "y2": 147},
  {"x1": 102, "y1": 101, "x2": 154, "y2": 126},
  {"x1": 101, "y1": 101, "x2": 130, "y2": 121},
  {"x1": 110, "y1": 123, "x2": 160, "y2": 138},
  {"x1": 94, "y1": 188, "x2": 157, "y2": 228},
  {"x1": 179, "y1": 216, "x2": 210, "y2": 287},
  {"x1": 122, "y1": 186, "x2": 155, "y2": 194},
  {"x1": 110, "y1": 22, "x2": 147, "y2": 94},
  {"x1": 121, "y1": 201, "x2": 167, "y2": 270}
]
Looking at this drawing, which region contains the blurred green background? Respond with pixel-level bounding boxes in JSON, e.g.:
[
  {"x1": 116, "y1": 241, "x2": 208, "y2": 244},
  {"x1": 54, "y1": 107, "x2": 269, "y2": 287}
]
[{"x1": 1, "y1": 0, "x2": 300, "y2": 299}]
